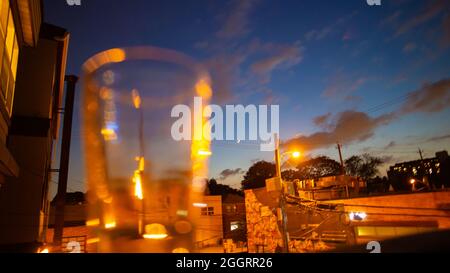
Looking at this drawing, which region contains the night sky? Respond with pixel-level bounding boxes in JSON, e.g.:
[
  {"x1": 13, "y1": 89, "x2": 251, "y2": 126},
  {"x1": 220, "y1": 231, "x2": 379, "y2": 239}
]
[{"x1": 43, "y1": 0, "x2": 450, "y2": 194}]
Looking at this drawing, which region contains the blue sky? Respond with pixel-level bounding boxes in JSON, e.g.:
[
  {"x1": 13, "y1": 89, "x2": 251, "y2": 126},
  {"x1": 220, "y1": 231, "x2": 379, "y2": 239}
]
[{"x1": 44, "y1": 0, "x2": 450, "y2": 193}]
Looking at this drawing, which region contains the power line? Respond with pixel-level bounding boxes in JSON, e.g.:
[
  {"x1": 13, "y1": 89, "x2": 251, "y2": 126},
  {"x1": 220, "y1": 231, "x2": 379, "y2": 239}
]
[
  {"x1": 286, "y1": 195, "x2": 450, "y2": 219},
  {"x1": 365, "y1": 92, "x2": 414, "y2": 114}
]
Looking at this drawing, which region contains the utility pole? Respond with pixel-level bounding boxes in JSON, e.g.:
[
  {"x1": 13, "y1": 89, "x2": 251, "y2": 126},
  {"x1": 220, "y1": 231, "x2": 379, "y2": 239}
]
[
  {"x1": 337, "y1": 143, "x2": 349, "y2": 198},
  {"x1": 337, "y1": 143, "x2": 345, "y2": 175},
  {"x1": 53, "y1": 75, "x2": 78, "y2": 249},
  {"x1": 418, "y1": 148, "x2": 430, "y2": 189},
  {"x1": 418, "y1": 148, "x2": 424, "y2": 161},
  {"x1": 274, "y1": 134, "x2": 289, "y2": 253}
]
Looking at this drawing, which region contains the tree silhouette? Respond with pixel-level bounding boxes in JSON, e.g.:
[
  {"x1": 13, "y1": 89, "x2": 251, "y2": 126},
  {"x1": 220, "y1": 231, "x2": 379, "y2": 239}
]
[
  {"x1": 241, "y1": 161, "x2": 276, "y2": 190},
  {"x1": 206, "y1": 178, "x2": 243, "y2": 197},
  {"x1": 282, "y1": 169, "x2": 300, "y2": 182},
  {"x1": 296, "y1": 156, "x2": 342, "y2": 180},
  {"x1": 345, "y1": 154, "x2": 383, "y2": 181}
]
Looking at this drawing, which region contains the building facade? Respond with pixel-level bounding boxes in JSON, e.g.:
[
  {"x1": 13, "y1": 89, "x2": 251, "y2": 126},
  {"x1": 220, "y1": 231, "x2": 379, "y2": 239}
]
[
  {"x1": 195, "y1": 195, "x2": 223, "y2": 250},
  {"x1": 46, "y1": 193, "x2": 97, "y2": 253},
  {"x1": 294, "y1": 175, "x2": 366, "y2": 200},
  {"x1": 0, "y1": 0, "x2": 70, "y2": 251},
  {"x1": 245, "y1": 182, "x2": 450, "y2": 252},
  {"x1": 222, "y1": 194, "x2": 246, "y2": 245},
  {"x1": 388, "y1": 151, "x2": 450, "y2": 191}
]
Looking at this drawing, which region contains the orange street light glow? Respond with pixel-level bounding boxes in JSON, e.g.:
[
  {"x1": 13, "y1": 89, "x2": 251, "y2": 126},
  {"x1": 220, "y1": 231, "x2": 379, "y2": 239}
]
[
  {"x1": 172, "y1": 248, "x2": 190, "y2": 253},
  {"x1": 133, "y1": 171, "x2": 144, "y2": 200},
  {"x1": 132, "y1": 89, "x2": 141, "y2": 109},
  {"x1": 105, "y1": 222, "x2": 116, "y2": 229},
  {"x1": 195, "y1": 78, "x2": 213, "y2": 99},
  {"x1": 198, "y1": 150, "x2": 212, "y2": 156},
  {"x1": 138, "y1": 157, "x2": 145, "y2": 172},
  {"x1": 143, "y1": 224, "x2": 168, "y2": 240},
  {"x1": 38, "y1": 248, "x2": 49, "y2": 254},
  {"x1": 193, "y1": 203, "x2": 208, "y2": 208},
  {"x1": 101, "y1": 128, "x2": 117, "y2": 141},
  {"x1": 86, "y1": 218, "x2": 100, "y2": 227},
  {"x1": 410, "y1": 179, "x2": 416, "y2": 184},
  {"x1": 292, "y1": 151, "x2": 301, "y2": 158},
  {"x1": 143, "y1": 234, "x2": 168, "y2": 240},
  {"x1": 87, "y1": 238, "x2": 100, "y2": 244}
]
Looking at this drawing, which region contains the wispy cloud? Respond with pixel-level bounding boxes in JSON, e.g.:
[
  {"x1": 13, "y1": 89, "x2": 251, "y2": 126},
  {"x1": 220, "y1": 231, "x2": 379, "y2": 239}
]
[
  {"x1": 399, "y1": 78, "x2": 450, "y2": 114},
  {"x1": 284, "y1": 78, "x2": 450, "y2": 152},
  {"x1": 442, "y1": 13, "x2": 450, "y2": 47},
  {"x1": 403, "y1": 42, "x2": 417, "y2": 53},
  {"x1": 283, "y1": 111, "x2": 395, "y2": 151},
  {"x1": 193, "y1": 40, "x2": 209, "y2": 49},
  {"x1": 427, "y1": 134, "x2": 450, "y2": 142},
  {"x1": 219, "y1": 168, "x2": 245, "y2": 180},
  {"x1": 204, "y1": 40, "x2": 303, "y2": 103},
  {"x1": 194, "y1": 0, "x2": 305, "y2": 103},
  {"x1": 394, "y1": 0, "x2": 447, "y2": 37},
  {"x1": 206, "y1": 53, "x2": 247, "y2": 102},
  {"x1": 380, "y1": 11, "x2": 402, "y2": 28},
  {"x1": 304, "y1": 11, "x2": 358, "y2": 41},
  {"x1": 384, "y1": 141, "x2": 397, "y2": 149},
  {"x1": 250, "y1": 42, "x2": 304, "y2": 83},
  {"x1": 313, "y1": 113, "x2": 332, "y2": 129},
  {"x1": 216, "y1": 0, "x2": 260, "y2": 40},
  {"x1": 322, "y1": 71, "x2": 369, "y2": 100}
]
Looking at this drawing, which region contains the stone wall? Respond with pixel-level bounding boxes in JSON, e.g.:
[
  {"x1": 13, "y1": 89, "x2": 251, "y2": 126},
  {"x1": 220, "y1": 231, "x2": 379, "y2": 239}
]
[
  {"x1": 245, "y1": 190, "x2": 283, "y2": 253},
  {"x1": 46, "y1": 226, "x2": 97, "y2": 253}
]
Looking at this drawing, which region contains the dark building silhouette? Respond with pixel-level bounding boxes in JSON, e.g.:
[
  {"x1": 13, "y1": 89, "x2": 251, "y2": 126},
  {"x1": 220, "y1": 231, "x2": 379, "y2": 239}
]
[
  {"x1": 222, "y1": 194, "x2": 247, "y2": 244},
  {"x1": 388, "y1": 151, "x2": 450, "y2": 191},
  {"x1": 0, "y1": 0, "x2": 70, "y2": 251}
]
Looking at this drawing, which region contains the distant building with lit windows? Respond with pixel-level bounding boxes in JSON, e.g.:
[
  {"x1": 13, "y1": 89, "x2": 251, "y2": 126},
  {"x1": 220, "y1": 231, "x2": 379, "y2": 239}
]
[{"x1": 388, "y1": 151, "x2": 450, "y2": 191}]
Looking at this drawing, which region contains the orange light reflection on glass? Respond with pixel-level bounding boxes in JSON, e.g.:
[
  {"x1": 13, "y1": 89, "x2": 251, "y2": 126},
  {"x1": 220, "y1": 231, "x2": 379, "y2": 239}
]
[
  {"x1": 143, "y1": 224, "x2": 168, "y2": 240},
  {"x1": 195, "y1": 79, "x2": 212, "y2": 99},
  {"x1": 38, "y1": 248, "x2": 49, "y2": 254},
  {"x1": 86, "y1": 218, "x2": 100, "y2": 227},
  {"x1": 132, "y1": 89, "x2": 141, "y2": 109},
  {"x1": 104, "y1": 222, "x2": 116, "y2": 229},
  {"x1": 101, "y1": 128, "x2": 118, "y2": 141},
  {"x1": 133, "y1": 170, "x2": 144, "y2": 200}
]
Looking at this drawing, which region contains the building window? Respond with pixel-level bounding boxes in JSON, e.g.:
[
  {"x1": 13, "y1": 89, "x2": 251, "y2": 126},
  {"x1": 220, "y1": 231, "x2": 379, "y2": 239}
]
[
  {"x1": 226, "y1": 205, "x2": 237, "y2": 214},
  {"x1": 230, "y1": 221, "x2": 243, "y2": 231},
  {"x1": 0, "y1": 0, "x2": 19, "y2": 116},
  {"x1": 201, "y1": 207, "x2": 214, "y2": 216},
  {"x1": 356, "y1": 226, "x2": 437, "y2": 239}
]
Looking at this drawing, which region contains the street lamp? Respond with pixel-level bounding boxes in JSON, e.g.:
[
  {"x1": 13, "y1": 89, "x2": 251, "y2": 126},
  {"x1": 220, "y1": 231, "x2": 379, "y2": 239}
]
[
  {"x1": 273, "y1": 134, "x2": 302, "y2": 253},
  {"x1": 197, "y1": 150, "x2": 212, "y2": 156},
  {"x1": 193, "y1": 202, "x2": 208, "y2": 208}
]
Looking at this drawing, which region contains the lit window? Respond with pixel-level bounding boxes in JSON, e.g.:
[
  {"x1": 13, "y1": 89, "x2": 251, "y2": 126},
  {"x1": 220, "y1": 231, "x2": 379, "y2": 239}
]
[
  {"x1": 230, "y1": 221, "x2": 242, "y2": 231},
  {"x1": 201, "y1": 207, "x2": 214, "y2": 216},
  {"x1": 226, "y1": 205, "x2": 237, "y2": 213},
  {"x1": 0, "y1": 1, "x2": 19, "y2": 115}
]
